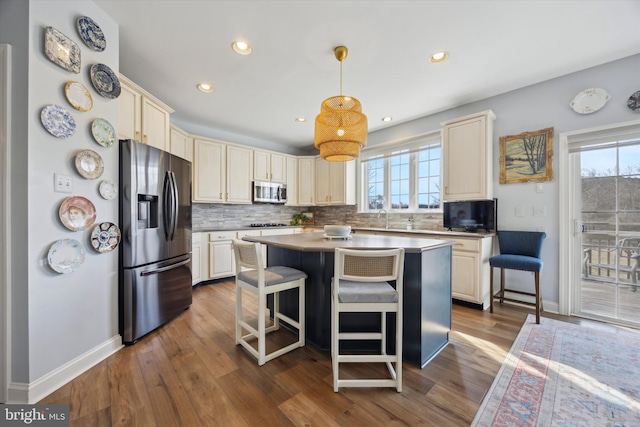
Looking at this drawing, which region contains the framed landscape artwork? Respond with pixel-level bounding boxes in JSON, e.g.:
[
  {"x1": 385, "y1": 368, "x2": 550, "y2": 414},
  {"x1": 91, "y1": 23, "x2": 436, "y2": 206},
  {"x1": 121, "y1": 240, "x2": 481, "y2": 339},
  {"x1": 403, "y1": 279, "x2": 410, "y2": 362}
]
[{"x1": 499, "y1": 127, "x2": 554, "y2": 184}]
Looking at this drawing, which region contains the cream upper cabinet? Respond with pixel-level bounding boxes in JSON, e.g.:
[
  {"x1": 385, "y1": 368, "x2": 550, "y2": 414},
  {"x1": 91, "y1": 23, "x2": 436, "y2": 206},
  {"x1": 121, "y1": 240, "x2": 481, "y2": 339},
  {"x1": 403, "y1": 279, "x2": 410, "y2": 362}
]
[
  {"x1": 227, "y1": 145, "x2": 253, "y2": 204},
  {"x1": 254, "y1": 150, "x2": 286, "y2": 183},
  {"x1": 285, "y1": 155, "x2": 298, "y2": 206},
  {"x1": 169, "y1": 125, "x2": 193, "y2": 162},
  {"x1": 193, "y1": 137, "x2": 226, "y2": 203},
  {"x1": 315, "y1": 158, "x2": 356, "y2": 205},
  {"x1": 298, "y1": 156, "x2": 315, "y2": 206},
  {"x1": 442, "y1": 110, "x2": 496, "y2": 201},
  {"x1": 118, "y1": 75, "x2": 174, "y2": 151}
]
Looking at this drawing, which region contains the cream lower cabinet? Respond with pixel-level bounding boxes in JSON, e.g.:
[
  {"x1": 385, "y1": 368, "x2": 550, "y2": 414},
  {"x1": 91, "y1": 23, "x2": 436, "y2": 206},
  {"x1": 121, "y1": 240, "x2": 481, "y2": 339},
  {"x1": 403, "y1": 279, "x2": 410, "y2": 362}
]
[
  {"x1": 449, "y1": 236, "x2": 493, "y2": 309},
  {"x1": 206, "y1": 231, "x2": 236, "y2": 280},
  {"x1": 192, "y1": 232, "x2": 202, "y2": 286},
  {"x1": 118, "y1": 75, "x2": 174, "y2": 151}
]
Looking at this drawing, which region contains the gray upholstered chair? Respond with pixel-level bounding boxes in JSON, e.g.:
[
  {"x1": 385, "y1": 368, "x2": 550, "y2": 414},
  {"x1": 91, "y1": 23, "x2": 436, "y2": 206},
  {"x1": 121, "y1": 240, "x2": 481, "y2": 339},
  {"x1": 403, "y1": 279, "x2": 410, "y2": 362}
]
[
  {"x1": 232, "y1": 239, "x2": 306, "y2": 365},
  {"x1": 489, "y1": 231, "x2": 546, "y2": 323},
  {"x1": 332, "y1": 247, "x2": 405, "y2": 392}
]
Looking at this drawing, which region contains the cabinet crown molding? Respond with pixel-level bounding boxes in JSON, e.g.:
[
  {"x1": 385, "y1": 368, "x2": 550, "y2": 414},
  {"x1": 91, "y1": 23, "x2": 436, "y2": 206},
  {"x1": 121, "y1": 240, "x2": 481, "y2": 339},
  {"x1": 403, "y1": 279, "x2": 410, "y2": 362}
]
[{"x1": 440, "y1": 109, "x2": 496, "y2": 127}]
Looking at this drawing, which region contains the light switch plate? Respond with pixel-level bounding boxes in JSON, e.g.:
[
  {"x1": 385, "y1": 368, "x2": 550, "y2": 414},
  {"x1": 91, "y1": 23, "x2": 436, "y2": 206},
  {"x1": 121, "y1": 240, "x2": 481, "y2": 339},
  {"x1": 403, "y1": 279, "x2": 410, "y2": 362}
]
[
  {"x1": 515, "y1": 205, "x2": 525, "y2": 217},
  {"x1": 54, "y1": 173, "x2": 72, "y2": 193}
]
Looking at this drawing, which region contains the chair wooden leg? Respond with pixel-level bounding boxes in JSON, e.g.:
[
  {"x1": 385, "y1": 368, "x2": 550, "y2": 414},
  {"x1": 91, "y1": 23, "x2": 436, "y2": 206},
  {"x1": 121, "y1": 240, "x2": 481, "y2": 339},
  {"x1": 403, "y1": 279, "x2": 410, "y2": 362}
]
[
  {"x1": 499, "y1": 269, "x2": 505, "y2": 304},
  {"x1": 490, "y1": 266, "x2": 494, "y2": 313},
  {"x1": 535, "y1": 272, "x2": 541, "y2": 324}
]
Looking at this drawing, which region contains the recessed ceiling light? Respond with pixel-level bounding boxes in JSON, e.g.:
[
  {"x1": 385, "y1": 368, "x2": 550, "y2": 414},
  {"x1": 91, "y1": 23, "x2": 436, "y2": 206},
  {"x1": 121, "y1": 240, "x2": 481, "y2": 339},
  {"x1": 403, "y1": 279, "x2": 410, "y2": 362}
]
[
  {"x1": 295, "y1": 117, "x2": 306, "y2": 123},
  {"x1": 196, "y1": 83, "x2": 214, "y2": 93},
  {"x1": 382, "y1": 116, "x2": 393, "y2": 122},
  {"x1": 429, "y1": 51, "x2": 449, "y2": 64},
  {"x1": 232, "y1": 40, "x2": 252, "y2": 55}
]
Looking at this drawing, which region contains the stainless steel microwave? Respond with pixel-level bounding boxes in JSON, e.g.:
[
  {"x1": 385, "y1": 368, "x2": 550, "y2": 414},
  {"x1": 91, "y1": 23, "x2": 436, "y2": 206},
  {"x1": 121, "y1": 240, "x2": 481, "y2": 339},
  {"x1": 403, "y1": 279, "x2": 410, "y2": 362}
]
[{"x1": 253, "y1": 181, "x2": 287, "y2": 204}]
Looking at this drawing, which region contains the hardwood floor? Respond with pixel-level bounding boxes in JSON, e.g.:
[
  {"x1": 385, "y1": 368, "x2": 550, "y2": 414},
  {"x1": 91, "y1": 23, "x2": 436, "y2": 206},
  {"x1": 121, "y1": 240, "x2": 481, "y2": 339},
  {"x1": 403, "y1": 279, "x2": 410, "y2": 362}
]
[{"x1": 39, "y1": 280, "x2": 568, "y2": 426}]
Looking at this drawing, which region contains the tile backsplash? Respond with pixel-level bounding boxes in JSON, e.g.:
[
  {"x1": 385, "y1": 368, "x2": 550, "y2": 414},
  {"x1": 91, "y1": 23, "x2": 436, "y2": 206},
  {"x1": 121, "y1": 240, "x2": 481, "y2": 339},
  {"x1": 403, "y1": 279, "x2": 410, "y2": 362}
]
[{"x1": 193, "y1": 203, "x2": 444, "y2": 231}]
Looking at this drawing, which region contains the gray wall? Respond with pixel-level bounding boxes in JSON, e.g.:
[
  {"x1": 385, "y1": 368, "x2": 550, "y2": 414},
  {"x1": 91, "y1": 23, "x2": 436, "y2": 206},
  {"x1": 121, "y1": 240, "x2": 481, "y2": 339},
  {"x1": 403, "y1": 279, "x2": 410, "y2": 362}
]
[{"x1": 1, "y1": 0, "x2": 120, "y2": 392}]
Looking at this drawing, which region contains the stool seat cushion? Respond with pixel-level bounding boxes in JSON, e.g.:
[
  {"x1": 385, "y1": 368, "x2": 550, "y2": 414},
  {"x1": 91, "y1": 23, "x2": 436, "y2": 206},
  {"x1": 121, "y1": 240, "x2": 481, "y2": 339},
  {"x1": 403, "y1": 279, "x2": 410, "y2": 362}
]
[
  {"x1": 238, "y1": 266, "x2": 307, "y2": 287},
  {"x1": 334, "y1": 279, "x2": 398, "y2": 303},
  {"x1": 490, "y1": 254, "x2": 543, "y2": 272}
]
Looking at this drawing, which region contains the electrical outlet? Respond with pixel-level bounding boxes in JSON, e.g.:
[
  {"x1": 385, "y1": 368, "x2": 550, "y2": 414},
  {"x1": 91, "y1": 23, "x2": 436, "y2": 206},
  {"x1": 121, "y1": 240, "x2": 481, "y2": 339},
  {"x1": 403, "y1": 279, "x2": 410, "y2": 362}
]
[
  {"x1": 533, "y1": 206, "x2": 547, "y2": 217},
  {"x1": 54, "y1": 173, "x2": 72, "y2": 193}
]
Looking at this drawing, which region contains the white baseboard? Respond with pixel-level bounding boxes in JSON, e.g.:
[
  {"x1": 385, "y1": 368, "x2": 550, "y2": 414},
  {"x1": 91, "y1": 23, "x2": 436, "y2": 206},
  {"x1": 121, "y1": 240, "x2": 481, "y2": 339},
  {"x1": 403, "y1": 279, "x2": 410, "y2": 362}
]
[{"x1": 7, "y1": 335, "x2": 122, "y2": 404}]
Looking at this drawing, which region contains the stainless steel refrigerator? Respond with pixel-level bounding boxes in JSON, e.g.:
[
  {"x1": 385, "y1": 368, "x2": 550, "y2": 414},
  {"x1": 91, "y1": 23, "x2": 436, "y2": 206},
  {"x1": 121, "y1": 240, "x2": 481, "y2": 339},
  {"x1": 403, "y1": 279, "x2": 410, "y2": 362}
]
[{"x1": 119, "y1": 139, "x2": 192, "y2": 344}]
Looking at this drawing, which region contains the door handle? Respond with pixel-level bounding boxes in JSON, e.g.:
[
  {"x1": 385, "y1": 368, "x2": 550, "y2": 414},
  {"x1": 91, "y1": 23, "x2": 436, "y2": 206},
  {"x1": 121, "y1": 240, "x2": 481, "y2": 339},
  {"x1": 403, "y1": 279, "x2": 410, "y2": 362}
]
[{"x1": 141, "y1": 258, "x2": 190, "y2": 276}]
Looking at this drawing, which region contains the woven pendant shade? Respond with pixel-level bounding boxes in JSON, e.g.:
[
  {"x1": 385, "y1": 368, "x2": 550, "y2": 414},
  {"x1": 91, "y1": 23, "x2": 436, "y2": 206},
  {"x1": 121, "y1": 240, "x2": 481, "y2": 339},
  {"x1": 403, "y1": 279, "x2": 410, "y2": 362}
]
[
  {"x1": 314, "y1": 46, "x2": 368, "y2": 161},
  {"x1": 314, "y1": 95, "x2": 368, "y2": 161}
]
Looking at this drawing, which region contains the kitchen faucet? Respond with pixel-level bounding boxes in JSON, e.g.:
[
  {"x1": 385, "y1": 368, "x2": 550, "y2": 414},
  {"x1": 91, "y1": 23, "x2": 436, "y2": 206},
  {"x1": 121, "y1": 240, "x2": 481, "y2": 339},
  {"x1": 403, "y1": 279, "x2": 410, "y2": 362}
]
[{"x1": 377, "y1": 209, "x2": 389, "y2": 229}]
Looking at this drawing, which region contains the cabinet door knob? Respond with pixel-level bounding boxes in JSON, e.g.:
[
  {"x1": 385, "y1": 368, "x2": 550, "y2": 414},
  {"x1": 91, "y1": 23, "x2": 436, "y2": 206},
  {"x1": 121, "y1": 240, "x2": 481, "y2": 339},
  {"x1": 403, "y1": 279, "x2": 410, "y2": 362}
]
[{"x1": 135, "y1": 131, "x2": 141, "y2": 141}]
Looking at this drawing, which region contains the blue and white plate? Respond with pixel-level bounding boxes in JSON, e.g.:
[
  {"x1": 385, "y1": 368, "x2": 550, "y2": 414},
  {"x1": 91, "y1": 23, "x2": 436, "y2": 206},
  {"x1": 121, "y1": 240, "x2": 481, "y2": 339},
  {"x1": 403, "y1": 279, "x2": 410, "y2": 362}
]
[
  {"x1": 44, "y1": 26, "x2": 81, "y2": 74},
  {"x1": 90, "y1": 63, "x2": 121, "y2": 99},
  {"x1": 47, "y1": 239, "x2": 86, "y2": 274},
  {"x1": 91, "y1": 118, "x2": 116, "y2": 147},
  {"x1": 76, "y1": 16, "x2": 106, "y2": 52},
  {"x1": 41, "y1": 104, "x2": 76, "y2": 138}
]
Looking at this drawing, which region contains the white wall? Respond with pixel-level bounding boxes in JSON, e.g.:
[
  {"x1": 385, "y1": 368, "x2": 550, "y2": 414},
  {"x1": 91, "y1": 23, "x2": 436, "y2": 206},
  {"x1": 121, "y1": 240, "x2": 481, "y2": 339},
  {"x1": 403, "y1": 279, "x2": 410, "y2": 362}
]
[
  {"x1": 1, "y1": 0, "x2": 121, "y2": 402},
  {"x1": 366, "y1": 53, "x2": 640, "y2": 306}
]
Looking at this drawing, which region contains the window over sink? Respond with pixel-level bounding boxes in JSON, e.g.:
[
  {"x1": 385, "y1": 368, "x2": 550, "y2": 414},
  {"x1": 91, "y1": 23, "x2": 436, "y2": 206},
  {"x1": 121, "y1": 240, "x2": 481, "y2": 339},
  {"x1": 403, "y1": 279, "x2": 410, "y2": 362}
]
[{"x1": 359, "y1": 131, "x2": 441, "y2": 212}]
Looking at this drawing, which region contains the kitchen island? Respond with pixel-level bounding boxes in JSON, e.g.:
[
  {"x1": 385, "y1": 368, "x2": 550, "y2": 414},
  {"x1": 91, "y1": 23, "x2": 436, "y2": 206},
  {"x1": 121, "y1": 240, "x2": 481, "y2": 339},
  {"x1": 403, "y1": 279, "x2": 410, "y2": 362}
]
[{"x1": 242, "y1": 232, "x2": 454, "y2": 368}]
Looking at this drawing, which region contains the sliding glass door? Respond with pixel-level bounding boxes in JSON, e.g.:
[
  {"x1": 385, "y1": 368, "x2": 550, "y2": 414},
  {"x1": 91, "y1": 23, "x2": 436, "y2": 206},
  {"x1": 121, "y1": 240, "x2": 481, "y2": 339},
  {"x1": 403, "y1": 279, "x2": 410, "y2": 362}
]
[{"x1": 570, "y1": 133, "x2": 640, "y2": 327}]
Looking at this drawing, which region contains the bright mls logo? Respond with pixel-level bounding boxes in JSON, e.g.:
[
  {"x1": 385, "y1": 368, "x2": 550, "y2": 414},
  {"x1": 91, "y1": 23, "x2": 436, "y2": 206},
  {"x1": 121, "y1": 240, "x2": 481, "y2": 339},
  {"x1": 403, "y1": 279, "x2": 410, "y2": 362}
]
[{"x1": 1, "y1": 405, "x2": 69, "y2": 426}]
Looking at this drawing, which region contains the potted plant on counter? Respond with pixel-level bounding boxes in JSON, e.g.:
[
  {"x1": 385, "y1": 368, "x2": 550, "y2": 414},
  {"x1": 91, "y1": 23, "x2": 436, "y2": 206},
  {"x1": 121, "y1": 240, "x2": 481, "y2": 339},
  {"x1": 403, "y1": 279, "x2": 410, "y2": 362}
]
[{"x1": 291, "y1": 213, "x2": 309, "y2": 226}]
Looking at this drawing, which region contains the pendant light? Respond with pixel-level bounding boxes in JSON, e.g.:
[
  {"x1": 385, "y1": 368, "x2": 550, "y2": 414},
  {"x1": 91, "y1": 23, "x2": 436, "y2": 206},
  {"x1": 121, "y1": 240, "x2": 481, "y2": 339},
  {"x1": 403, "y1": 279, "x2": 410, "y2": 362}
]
[{"x1": 314, "y1": 46, "x2": 368, "y2": 161}]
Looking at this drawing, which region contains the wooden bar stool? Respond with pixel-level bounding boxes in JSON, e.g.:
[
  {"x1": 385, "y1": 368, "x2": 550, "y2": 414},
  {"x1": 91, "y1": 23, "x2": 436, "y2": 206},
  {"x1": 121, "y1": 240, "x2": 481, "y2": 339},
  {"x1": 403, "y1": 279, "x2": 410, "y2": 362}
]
[
  {"x1": 232, "y1": 239, "x2": 306, "y2": 365},
  {"x1": 331, "y1": 247, "x2": 405, "y2": 392}
]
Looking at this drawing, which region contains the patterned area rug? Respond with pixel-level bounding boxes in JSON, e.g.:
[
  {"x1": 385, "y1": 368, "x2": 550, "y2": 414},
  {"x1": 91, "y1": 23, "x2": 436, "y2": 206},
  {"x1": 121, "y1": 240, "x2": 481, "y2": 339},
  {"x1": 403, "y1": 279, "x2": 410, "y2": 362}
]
[{"x1": 471, "y1": 314, "x2": 640, "y2": 426}]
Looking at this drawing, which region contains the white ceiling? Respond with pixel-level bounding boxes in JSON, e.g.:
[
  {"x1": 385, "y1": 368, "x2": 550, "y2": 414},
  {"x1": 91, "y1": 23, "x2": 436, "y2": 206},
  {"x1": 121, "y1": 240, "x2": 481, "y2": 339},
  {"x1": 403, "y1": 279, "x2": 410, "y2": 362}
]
[{"x1": 94, "y1": 0, "x2": 640, "y2": 153}]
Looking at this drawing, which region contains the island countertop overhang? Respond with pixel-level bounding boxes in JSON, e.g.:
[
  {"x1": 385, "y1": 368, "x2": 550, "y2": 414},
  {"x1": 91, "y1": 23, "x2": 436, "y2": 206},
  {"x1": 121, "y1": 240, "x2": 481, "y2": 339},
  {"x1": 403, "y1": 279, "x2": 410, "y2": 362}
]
[{"x1": 242, "y1": 232, "x2": 455, "y2": 253}]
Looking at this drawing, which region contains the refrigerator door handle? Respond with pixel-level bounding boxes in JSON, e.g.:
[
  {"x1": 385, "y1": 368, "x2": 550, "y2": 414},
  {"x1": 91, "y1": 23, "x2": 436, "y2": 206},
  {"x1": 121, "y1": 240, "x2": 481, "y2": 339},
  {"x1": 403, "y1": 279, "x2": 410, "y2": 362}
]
[
  {"x1": 163, "y1": 171, "x2": 172, "y2": 241},
  {"x1": 140, "y1": 258, "x2": 190, "y2": 276},
  {"x1": 170, "y1": 171, "x2": 179, "y2": 241}
]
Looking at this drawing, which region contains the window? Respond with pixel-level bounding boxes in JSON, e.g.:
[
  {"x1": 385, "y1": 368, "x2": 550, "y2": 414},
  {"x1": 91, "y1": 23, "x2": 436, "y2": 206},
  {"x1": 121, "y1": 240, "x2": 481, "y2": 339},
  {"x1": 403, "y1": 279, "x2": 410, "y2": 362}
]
[{"x1": 360, "y1": 131, "x2": 441, "y2": 212}]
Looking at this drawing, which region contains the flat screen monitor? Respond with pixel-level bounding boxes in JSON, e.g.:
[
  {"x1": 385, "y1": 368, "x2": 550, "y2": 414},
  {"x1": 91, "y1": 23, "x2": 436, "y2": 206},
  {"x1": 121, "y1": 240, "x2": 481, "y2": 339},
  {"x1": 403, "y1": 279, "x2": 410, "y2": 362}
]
[{"x1": 443, "y1": 199, "x2": 496, "y2": 232}]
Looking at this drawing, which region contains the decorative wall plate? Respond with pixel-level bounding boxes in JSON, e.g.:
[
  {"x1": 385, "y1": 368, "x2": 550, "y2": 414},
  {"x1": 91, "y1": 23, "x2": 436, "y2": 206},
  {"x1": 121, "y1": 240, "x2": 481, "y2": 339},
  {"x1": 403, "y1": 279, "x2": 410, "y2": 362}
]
[
  {"x1": 41, "y1": 104, "x2": 76, "y2": 138},
  {"x1": 627, "y1": 90, "x2": 640, "y2": 112},
  {"x1": 48, "y1": 239, "x2": 86, "y2": 274},
  {"x1": 75, "y1": 149, "x2": 104, "y2": 180},
  {"x1": 76, "y1": 16, "x2": 106, "y2": 52},
  {"x1": 570, "y1": 88, "x2": 610, "y2": 114},
  {"x1": 91, "y1": 118, "x2": 116, "y2": 147},
  {"x1": 89, "y1": 63, "x2": 121, "y2": 99},
  {"x1": 59, "y1": 196, "x2": 97, "y2": 231},
  {"x1": 99, "y1": 180, "x2": 117, "y2": 200},
  {"x1": 44, "y1": 26, "x2": 81, "y2": 73},
  {"x1": 64, "y1": 81, "x2": 93, "y2": 112},
  {"x1": 91, "y1": 222, "x2": 121, "y2": 253}
]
